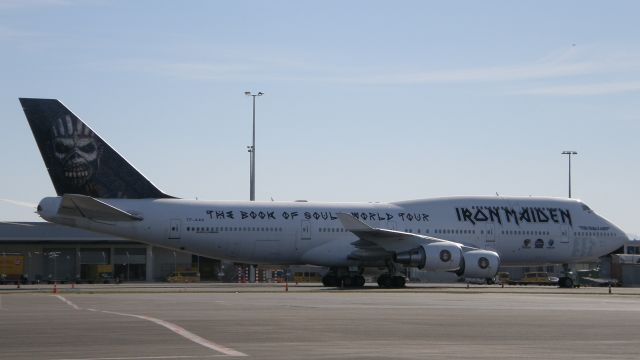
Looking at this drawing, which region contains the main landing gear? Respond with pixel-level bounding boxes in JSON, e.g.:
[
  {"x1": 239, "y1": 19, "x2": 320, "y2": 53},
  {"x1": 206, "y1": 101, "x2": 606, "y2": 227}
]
[
  {"x1": 558, "y1": 263, "x2": 575, "y2": 288},
  {"x1": 376, "y1": 261, "x2": 407, "y2": 288},
  {"x1": 321, "y1": 263, "x2": 408, "y2": 289},
  {"x1": 376, "y1": 273, "x2": 406, "y2": 288},
  {"x1": 322, "y1": 267, "x2": 365, "y2": 288}
]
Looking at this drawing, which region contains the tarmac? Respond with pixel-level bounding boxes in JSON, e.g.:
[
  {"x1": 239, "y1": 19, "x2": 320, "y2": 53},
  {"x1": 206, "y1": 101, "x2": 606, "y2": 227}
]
[{"x1": 1, "y1": 283, "x2": 639, "y2": 359}]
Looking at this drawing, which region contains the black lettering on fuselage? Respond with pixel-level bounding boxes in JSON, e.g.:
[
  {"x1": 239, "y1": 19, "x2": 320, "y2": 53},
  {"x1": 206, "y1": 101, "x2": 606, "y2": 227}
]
[
  {"x1": 455, "y1": 206, "x2": 571, "y2": 227},
  {"x1": 488, "y1": 207, "x2": 501, "y2": 224}
]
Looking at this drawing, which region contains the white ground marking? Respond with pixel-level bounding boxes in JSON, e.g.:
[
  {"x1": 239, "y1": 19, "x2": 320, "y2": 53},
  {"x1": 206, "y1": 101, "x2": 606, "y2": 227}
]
[
  {"x1": 52, "y1": 356, "x2": 231, "y2": 360},
  {"x1": 55, "y1": 294, "x2": 81, "y2": 310},
  {"x1": 97, "y1": 310, "x2": 247, "y2": 357},
  {"x1": 56, "y1": 296, "x2": 246, "y2": 357}
]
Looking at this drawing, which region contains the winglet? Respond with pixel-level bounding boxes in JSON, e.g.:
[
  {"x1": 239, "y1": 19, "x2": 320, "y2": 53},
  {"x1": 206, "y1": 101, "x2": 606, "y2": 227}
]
[{"x1": 336, "y1": 213, "x2": 375, "y2": 232}]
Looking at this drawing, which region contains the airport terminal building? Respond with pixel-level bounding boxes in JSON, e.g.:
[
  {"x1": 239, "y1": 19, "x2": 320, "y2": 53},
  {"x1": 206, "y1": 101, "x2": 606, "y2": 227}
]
[{"x1": 0, "y1": 222, "x2": 222, "y2": 283}]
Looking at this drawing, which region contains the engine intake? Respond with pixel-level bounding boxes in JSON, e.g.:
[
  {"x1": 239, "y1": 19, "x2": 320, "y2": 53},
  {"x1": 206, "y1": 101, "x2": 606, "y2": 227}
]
[
  {"x1": 394, "y1": 243, "x2": 463, "y2": 271},
  {"x1": 459, "y1": 250, "x2": 500, "y2": 279}
]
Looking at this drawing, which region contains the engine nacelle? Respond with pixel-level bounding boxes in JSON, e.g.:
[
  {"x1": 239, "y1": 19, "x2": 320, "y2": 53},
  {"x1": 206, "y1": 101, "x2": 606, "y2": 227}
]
[
  {"x1": 459, "y1": 250, "x2": 500, "y2": 279},
  {"x1": 395, "y1": 242, "x2": 463, "y2": 271}
]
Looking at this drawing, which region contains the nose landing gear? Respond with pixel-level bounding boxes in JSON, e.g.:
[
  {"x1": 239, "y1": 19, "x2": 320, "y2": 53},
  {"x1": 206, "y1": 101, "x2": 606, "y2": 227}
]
[{"x1": 558, "y1": 263, "x2": 576, "y2": 288}]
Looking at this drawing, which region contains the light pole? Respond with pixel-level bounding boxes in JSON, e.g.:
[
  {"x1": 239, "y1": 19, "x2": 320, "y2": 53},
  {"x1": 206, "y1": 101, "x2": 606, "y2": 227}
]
[
  {"x1": 244, "y1": 91, "x2": 264, "y2": 201},
  {"x1": 561, "y1": 151, "x2": 578, "y2": 198}
]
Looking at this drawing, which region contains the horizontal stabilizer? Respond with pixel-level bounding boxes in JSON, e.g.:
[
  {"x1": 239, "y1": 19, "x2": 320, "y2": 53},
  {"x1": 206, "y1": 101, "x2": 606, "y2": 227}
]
[{"x1": 58, "y1": 194, "x2": 143, "y2": 222}]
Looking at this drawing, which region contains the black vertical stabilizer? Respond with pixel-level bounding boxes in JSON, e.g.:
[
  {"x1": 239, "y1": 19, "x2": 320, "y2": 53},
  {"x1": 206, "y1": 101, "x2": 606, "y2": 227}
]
[{"x1": 20, "y1": 98, "x2": 173, "y2": 199}]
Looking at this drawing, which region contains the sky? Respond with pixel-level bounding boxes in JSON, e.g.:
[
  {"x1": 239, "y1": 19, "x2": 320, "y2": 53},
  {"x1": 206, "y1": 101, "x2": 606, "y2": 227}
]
[{"x1": 0, "y1": 1, "x2": 638, "y2": 237}]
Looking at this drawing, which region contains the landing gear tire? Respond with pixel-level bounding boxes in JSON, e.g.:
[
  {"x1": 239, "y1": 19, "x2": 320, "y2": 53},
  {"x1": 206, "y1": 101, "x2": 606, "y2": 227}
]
[
  {"x1": 377, "y1": 274, "x2": 406, "y2": 288},
  {"x1": 322, "y1": 274, "x2": 338, "y2": 287},
  {"x1": 341, "y1": 276, "x2": 353, "y2": 287},
  {"x1": 338, "y1": 275, "x2": 365, "y2": 288},
  {"x1": 558, "y1": 277, "x2": 574, "y2": 288},
  {"x1": 391, "y1": 275, "x2": 406, "y2": 288},
  {"x1": 323, "y1": 268, "x2": 365, "y2": 288},
  {"x1": 566, "y1": 278, "x2": 574, "y2": 288},
  {"x1": 377, "y1": 274, "x2": 392, "y2": 288}
]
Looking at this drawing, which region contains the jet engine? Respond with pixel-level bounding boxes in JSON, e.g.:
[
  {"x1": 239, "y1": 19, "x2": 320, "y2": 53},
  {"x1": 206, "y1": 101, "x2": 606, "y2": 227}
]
[
  {"x1": 459, "y1": 250, "x2": 500, "y2": 279},
  {"x1": 394, "y1": 242, "x2": 463, "y2": 271}
]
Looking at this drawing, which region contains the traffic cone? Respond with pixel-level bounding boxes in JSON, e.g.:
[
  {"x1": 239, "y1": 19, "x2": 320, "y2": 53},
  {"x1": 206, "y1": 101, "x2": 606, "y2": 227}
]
[
  {"x1": 71, "y1": 282, "x2": 75, "y2": 289},
  {"x1": 53, "y1": 282, "x2": 57, "y2": 294},
  {"x1": 285, "y1": 281, "x2": 289, "y2": 292},
  {"x1": 17, "y1": 282, "x2": 20, "y2": 289}
]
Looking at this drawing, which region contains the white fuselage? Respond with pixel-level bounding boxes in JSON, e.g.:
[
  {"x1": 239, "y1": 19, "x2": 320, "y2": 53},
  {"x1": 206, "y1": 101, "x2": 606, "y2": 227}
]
[{"x1": 37, "y1": 195, "x2": 627, "y2": 267}]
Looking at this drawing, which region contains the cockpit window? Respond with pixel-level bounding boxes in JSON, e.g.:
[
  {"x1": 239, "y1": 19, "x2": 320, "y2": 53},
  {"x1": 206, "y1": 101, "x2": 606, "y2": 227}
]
[{"x1": 581, "y1": 204, "x2": 593, "y2": 213}]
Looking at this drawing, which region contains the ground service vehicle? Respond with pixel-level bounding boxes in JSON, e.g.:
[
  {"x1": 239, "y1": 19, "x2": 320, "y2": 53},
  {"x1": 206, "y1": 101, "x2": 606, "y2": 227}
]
[
  {"x1": 167, "y1": 271, "x2": 200, "y2": 283},
  {"x1": 518, "y1": 272, "x2": 560, "y2": 285}
]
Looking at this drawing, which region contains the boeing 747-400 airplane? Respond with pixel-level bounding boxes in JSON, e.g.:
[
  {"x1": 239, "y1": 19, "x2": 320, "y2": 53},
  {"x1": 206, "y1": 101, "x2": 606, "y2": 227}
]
[{"x1": 19, "y1": 98, "x2": 628, "y2": 288}]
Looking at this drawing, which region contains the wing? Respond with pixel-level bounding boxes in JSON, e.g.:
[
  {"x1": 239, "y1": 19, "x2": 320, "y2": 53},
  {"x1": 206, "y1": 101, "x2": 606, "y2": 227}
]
[
  {"x1": 336, "y1": 212, "x2": 474, "y2": 261},
  {"x1": 337, "y1": 213, "x2": 500, "y2": 278}
]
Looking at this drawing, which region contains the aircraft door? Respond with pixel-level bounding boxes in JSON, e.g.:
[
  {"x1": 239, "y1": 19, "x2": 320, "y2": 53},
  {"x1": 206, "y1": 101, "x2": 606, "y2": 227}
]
[
  {"x1": 560, "y1": 225, "x2": 571, "y2": 245},
  {"x1": 169, "y1": 219, "x2": 181, "y2": 239},
  {"x1": 483, "y1": 224, "x2": 497, "y2": 251},
  {"x1": 295, "y1": 220, "x2": 312, "y2": 252},
  {"x1": 300, "y1": 220, "x2": 311, "y2": 240},
  {"x1": 558, "y1": 224, "x2": 572, "y2": 257}
]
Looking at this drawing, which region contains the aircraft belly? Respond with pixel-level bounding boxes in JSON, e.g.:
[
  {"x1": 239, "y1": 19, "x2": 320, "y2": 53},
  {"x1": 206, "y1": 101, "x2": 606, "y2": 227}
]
[{"x1": 300, "y1": 240, "x2": 357, "y2": 267}]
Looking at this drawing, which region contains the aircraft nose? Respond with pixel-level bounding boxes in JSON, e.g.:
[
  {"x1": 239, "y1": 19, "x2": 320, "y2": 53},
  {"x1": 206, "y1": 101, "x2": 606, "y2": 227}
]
[
  {"x1": 595, "y1": 221, "x2": 628, "y2": 257},
  {"x1": 609, "y1": 224, "x2": 629, "y2": 254},
  {"x1": 618, "y1": 226, "x2": 630, "y2": 246}
]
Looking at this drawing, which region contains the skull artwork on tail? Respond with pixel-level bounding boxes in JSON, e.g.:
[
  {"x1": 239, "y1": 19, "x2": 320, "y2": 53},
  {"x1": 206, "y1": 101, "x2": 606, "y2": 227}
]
[{"x1": 51, "y1": 114, "x2": 101, "y2": 187}]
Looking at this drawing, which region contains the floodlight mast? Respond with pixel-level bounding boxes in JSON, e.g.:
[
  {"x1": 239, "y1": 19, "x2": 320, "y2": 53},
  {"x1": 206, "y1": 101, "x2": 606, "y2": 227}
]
[
  {"x1": 561, "y1": 151, "x2": 578, "y2": 198},
  {"x1": 245, "y1": 91, "x2": 263, "y2": 201}
]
